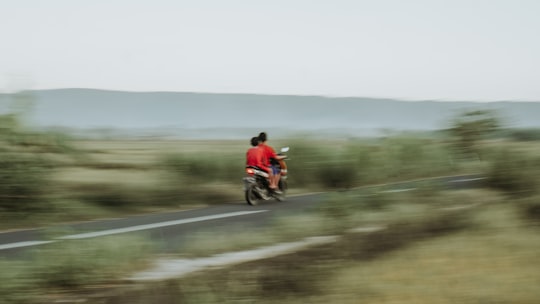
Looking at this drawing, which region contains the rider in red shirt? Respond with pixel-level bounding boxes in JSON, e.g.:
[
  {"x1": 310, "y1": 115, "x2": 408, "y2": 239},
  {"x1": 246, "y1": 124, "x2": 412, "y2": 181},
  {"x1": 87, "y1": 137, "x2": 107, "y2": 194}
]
[
  {"x1": 246, "y1": 137, "x2": 270, "y2": 173},
  {"x1": 258, "y1": 132, "x2": 285, "y2": 191}
]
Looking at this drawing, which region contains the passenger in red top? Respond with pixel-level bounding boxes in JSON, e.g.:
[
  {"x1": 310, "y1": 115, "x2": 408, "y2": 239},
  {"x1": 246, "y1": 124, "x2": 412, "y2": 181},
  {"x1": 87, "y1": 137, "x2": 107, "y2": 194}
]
[
  {"x1": 258, "y1": 132, "x2": 286, "y2": 191},
  {"x1": 245, "y1": 137, "x2": 269, "y2": 173}
]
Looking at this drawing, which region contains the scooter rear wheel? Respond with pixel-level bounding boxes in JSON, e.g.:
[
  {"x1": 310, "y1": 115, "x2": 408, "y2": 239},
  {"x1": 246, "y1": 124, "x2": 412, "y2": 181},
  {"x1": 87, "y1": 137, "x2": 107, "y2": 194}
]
[{"x1": 245, "y1": 185, "x2": 260, "y2": 206}]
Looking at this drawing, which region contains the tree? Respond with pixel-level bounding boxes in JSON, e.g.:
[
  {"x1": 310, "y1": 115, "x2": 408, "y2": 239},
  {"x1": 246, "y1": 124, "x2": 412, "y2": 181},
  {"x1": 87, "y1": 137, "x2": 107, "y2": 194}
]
[{"x1": 449, "y1": 110, "x2": 500, "y2": 159}]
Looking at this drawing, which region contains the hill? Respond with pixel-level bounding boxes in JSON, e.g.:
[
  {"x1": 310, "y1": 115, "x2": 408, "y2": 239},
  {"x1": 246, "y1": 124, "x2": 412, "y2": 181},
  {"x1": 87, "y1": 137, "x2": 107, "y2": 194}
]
[{"x1": 1, "y1": 89, "x2": 539, "y2": 138}]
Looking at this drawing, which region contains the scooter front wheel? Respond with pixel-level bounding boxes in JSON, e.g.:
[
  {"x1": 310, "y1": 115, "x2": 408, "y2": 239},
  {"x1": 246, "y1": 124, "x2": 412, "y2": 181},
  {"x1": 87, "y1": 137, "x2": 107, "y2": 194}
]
[{"x1": 274, "y1": 180, "x2": 287, "y2": 202}]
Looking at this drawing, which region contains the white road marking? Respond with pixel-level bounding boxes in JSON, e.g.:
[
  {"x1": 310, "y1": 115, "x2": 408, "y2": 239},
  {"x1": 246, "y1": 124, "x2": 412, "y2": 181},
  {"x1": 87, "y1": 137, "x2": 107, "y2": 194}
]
[
  {"x1": 441, "y1": 203, "x2": 480, "y2": 211},
  {"x1": 59, "y1": 210, "x2": 269, "y2": 240},
  {"x1": 449, "y1": 177, "x2": 486, "y2": 182},
  {"x1": 379, "y1": 188, "x2": 417, "y2": 193},
  {"x1": 0, "y1": 210, "x2": 268, "y2": 250},
  {"x1": 348, "y1": 226, "x2": 386, "y2": 233},
  {"x1": 0, "y1": 240, "x2": 56, "y2": 250}
]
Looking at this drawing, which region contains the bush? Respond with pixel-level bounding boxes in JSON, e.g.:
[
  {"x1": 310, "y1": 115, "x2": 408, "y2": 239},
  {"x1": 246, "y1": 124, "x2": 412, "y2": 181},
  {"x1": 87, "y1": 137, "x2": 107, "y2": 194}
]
[
  {"x1": 155, "y1": 152, "x2": 246, "y2": 205},
  {"x1": 486, "y1": 149, "x2": 540, "y2": 197},
  {"x1": 376, "y1": 137, "x2": 456, "y2": 181},
  {"x1": 31, "y1": 236, "x2": 152, "y2": 288},
  {"x1": 0, "y1": 113, "x2": 76, "y2": 213},
  {"x1": 0, "y1": 235, "x2": 153, "y2": 303},
  {"x1": 162, "y1": 153, "x2": 243, "y2": 184},
  {"x1": 509, "y1": 128, "x2": 540, "y2": 141},
  {"x1": 448, "y1": 110, "x2": 500, "y2": 158},
  {"x1": 0, "y1": 153, "x2": 51, "y2": 212},
  {"x1": 281, "y1": 137, "x2": 457, "y2": 189},
  {"x1": 0, "y1": 260, "x2": 39, "y2": 304},
  {"x1": 76, "y1": 184, "x2": 143, "y2": 208},
  {"x1": 285, "y1": 140, "x2": 329, "y2": 188},
  {"x1": 315, "y1": 158, "x2": 357, "y2": 189},
  {"x1": 518, "y1": 195, "x2": 540, "y2": 223}
]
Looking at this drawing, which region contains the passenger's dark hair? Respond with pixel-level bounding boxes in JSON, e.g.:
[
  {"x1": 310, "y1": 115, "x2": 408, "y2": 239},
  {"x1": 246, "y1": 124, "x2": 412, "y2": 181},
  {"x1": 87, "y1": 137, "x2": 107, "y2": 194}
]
[
  {"x1": 250, "y1": 136, "x2": 260, "y2": 147},
  {"x1": 258, "y1": 132, "x2": 267, "y2": 142}
]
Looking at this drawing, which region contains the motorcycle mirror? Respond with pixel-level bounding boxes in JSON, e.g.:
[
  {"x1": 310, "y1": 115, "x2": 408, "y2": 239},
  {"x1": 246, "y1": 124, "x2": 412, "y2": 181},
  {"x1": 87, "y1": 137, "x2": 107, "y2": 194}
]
[{"x1": 280, "y1": 147, "x2": 290, "y2": 153}]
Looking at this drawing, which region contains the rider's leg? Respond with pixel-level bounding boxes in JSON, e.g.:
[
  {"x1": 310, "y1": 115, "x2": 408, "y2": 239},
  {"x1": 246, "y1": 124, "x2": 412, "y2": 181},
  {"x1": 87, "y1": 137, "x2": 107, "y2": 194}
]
[
  {"x1": 274, "y1": 173, "x2": 281, "y2": 189},
  {"x1": 267, "y1": 170, "x2": 275, "y2": 189},
  {"x1": 269, "y1": 165, "x2": 280, "y2": 189}
]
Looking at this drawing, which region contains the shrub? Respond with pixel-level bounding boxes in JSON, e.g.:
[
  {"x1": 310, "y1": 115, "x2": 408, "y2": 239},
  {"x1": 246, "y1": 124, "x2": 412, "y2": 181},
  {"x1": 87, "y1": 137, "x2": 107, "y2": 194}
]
[
  {"x1": 0, "y1": 260, "x2": 39, "y2": 304},
  {"x1": 283, "y1": 137, "x2": 457, "y2": 189},
  {"x1": 0, "y1": 235, "x2": 153, "y2": 303},
  {"x1": 162, "y1": 153, "x2": 243, "y2": 184},
  {"x1": 0, "y1": 113, "x2": 76, "y2": 213},
  {"x1": 76, "y1": 184, "x2": 142, "y2": 208},
  {"x1": 285, "y1": 140, "x2": 329, "y2": 188},
  {"x1": 509, "y1": 128, "x2": 540, "y2": 141},
  {"x1": 448, "y1": 110, "x2": 501, "y2": 158},
  {"x1": 33, "y1": 237, "x2": 152, "y2": 288},
  {"x1": 518, "y1": 195, "x2": 540, "y2": 223},
  {"x1": 486, "y1": 149, "x2": 540, "y2": 197},
  {"x1": 0, "y1": 153, "x2": 51, "y2": 212},
  {"x1": 315, "y1": 158, "x2": 357, "y2": 189}
]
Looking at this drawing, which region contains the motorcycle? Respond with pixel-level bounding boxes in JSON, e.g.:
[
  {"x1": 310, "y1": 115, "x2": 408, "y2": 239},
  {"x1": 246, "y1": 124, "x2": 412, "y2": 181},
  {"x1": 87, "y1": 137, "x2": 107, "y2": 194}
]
[{"x1": 243, "y1": 147, "x2": 289, "y2": 206}]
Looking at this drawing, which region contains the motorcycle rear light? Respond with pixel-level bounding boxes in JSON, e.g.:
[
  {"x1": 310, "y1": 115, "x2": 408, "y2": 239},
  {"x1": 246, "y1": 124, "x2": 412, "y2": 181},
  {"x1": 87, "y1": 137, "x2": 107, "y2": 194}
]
[{"x1": 246, "y1": 168, "x2": 255, "y2": 175}]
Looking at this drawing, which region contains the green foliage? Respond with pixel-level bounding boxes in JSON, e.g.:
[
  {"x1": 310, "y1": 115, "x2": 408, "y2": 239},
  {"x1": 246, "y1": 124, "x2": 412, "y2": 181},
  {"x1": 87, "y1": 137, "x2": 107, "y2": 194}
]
[
  {"x1": 0, "y1": 113, "x2": 20, "y2": 136},
  {"x1": 157, "y1": 152, "x2": 244, "y2": 205},
  {"x1": 284, "y1": 137, "x2": 456, "y2": 190},
  {"x1": 33, "y1": 236, "x2": 152, "y2": 288},
  {"x1": 0, "y1": 153, "x2": 51, "y2": 212},
  {"x1": 517, "y1": 195, "x2": 540, "y2": 223},
  {"x1": 315, "y1": 157, "x2": 357, "y2": 189},
  {"x1": 371, "y1": 137, "x2": 456, "y2": 181},
  {"x1": 509, "y1": 128, "x2": 540, "y2": 141},
  {"x1": 449, "y1": 110, "x2": 501, "y2": 158},
  {"x1": 0, "y1": 109, "x2": 84, "y2": 214},
  {"x1": 486, "y1": 148, "x2": 540, "y2": 197},
  {"x1": 75, "y1": 183, "x2": 142, "y2": 208},
  {"x1": 0, "y1": 260, "x2": 39, "y2": 304},
  {"x1": 284, "y1": 139, "x2": 328, "y2": 188},
  {"x1": 0, "y1": 113, "x2": 63, "y2": 213},
  {"x1": 0, "y1": 235, "x2": 153, "y2": 303},
  {"x1": 162, "y1": 152, "x2": 243, "y2": 184}
]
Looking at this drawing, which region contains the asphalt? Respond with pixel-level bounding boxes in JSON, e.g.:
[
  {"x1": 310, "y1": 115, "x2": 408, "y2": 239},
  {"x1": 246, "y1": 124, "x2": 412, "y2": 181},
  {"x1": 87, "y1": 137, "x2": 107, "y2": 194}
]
[{"x1": 0, "y1": 174, "x2": 486, "y2": 258}]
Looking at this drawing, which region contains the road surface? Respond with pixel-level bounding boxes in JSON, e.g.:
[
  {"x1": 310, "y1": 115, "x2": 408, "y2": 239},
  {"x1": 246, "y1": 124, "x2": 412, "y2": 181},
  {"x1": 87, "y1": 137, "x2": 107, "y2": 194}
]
[{"x1": 0, "y1": 174, "x2": 485, "y2": 257}]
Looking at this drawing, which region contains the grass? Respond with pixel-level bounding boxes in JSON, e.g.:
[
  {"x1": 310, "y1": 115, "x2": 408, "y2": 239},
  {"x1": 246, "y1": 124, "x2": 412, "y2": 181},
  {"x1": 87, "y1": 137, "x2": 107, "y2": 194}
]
[
  {"x1": 2, "y1": 184, "x2": 539, "y2": 303},
  {"x1": 178, "y1": 187, "x2": 485, "y2": 258},
  {"x1": 2, "y1": 132, "x2": 540, "y2": 302},
  {"x1": 91, "y1": 189, "x2": 540, "y2": 304},
  {"x1": 319, "y1": 205, "x2": 540, "y2": 304},
  {"x1": 3, "y1": 134, "x2": 540, "y2": 230},
  {"x1": 0, "y1": 234, "x2": 154, "y2": 304}
]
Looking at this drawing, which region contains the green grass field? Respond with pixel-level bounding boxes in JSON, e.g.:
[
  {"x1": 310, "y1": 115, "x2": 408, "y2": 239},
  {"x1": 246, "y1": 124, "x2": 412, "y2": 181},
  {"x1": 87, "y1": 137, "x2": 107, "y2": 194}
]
[
  {"x1": 69, "y1": 188, "x2": 540, "y2": 304},
  {"x1": 2, "y1": 134, "x2": 540, "y2": 229},
  {"x1": 2, "y1": 126, "x2": 540, "y2": 303}
]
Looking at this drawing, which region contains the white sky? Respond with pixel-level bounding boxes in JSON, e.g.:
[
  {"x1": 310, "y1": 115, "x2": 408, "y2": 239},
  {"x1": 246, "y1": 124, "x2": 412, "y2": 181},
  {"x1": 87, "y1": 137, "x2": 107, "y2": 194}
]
[{"x1": 1, "y1": 0, "x2": 539, "y2": 101}]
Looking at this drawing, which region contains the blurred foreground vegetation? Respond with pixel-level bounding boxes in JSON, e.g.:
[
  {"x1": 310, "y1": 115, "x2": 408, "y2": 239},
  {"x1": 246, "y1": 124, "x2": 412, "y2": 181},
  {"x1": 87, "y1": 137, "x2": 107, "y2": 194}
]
[
  {"x1": 5, "y1": 186, "x2": 538, "y2": 303},
  {"x1": 148, "y1": 190, "x2": 540, "y2": 304},
  {"x1": 1, "y1": 108, "x2": 540, "y2": 302},
  {"x1": 1, "y1": 109, "x2": 540, "y2": 227}
]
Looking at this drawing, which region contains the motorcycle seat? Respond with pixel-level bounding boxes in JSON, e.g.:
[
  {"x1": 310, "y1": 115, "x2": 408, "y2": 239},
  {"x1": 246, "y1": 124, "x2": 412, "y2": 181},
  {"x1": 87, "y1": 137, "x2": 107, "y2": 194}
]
[{"x1": 246, "y1": 166, "x2": 269, "y2": 178}]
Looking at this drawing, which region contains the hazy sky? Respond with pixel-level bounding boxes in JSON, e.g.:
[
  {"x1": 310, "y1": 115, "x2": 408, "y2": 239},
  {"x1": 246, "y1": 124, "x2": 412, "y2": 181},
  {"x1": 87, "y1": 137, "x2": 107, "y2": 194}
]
[{"x1": 1, "y1": 0, "x2": 539, "y2": 101}]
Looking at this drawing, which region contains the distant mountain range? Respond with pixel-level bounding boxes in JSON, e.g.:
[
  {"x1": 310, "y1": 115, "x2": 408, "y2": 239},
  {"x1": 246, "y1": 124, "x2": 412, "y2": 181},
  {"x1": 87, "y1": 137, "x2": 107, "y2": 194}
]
[{"x1": 1, "y1": 89, "x2": 539, "y2": 138}]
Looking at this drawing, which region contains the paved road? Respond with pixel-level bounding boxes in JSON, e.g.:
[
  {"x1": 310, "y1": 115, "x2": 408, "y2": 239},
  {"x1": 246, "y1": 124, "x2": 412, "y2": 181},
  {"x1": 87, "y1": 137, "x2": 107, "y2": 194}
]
[
  {"x1": 0, "y1": 193, "x2": 323, "y2": 257},
  {"x1": 0, "y1": 174, "x2": 486, "y2": 257}
]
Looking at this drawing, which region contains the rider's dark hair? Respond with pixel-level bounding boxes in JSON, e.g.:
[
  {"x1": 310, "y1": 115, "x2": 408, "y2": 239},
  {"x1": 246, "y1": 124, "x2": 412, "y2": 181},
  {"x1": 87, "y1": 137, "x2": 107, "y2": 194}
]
[
  {"x1": 250, "y1": 136, "x2": 260, "y2": 147},
  {"x1": 258, "y1": 132, "x2": 267, "y2": 142}
]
